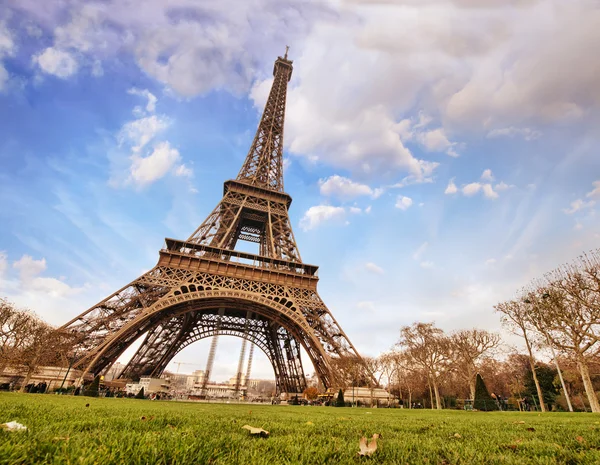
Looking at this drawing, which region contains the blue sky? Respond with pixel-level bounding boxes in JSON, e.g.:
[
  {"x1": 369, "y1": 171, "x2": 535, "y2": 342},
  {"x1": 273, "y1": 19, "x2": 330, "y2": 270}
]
[{"x1": 1, "y1": 0, "x2": 599, "y2": 381}]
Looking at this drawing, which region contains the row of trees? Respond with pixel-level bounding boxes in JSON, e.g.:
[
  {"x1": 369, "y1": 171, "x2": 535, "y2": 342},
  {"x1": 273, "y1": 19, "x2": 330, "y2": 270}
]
[
  {"x1": 330, "y1": 250, "x2": 600, "y2": 412},
  {"x1": 363, "y1": 324, "x2": 502, "y2": 410},
  {"x1": 329, "y1": 324, "x2": 599, "y2": 411},
  {"x1": 0, "y1": 298, "x2": 74, "y2": 390},
  {"x1": 495, "y1": 251, "x2": 600, "y2": 412}
]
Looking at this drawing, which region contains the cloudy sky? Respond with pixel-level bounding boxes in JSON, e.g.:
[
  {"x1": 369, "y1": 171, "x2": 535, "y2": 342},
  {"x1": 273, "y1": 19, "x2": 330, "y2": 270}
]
[{"x1": 1, "y1": 0, "x2": 599, "y2": 382}]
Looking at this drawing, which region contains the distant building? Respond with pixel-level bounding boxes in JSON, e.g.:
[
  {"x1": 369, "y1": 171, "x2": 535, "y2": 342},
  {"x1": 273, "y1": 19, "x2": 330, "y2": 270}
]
[
  {"x1": 0, "y1": 365, "x2": 91, "y2": 390},
  {"x1": 125, "y1": 377, "x2": 170, "y2": 395},
  {"x1": 342, "y1": 387, "x2": 392, "y2": 407}
]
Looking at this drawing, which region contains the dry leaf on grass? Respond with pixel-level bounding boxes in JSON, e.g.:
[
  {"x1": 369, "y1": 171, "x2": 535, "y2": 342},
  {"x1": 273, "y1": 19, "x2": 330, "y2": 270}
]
[
  {"x1": 306, "y1": 421, "x2": 314, "y2": 426},
  {"x1": 526, "y1": 427, "x2": 536, "y2": 432},
  {"x1": 453, "y1": 433, "x2": 462, "y2": 439},
  {"x1": 502, "y1": 444, "x2": 518, "y2": 451},
  {"x1": 514, "y1": 421, "x2": 525, "y2": 424},
  {"x1": 242, "y1": 425, "x2": 269, "y2": 437},
  {"x1": 576, "y1": 436, "x2": 585, "y2": 443},
  {"x1": 0, "y1": 421, "x2": 27, "y2": 431},
  {"x1": 357, "y1": 434, "x2": 379, "y2": 457}
]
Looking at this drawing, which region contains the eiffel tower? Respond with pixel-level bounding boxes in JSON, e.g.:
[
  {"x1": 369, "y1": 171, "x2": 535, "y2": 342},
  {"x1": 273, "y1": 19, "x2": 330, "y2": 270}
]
[{"x1": 61, "y1": 50, "x2": 364, "y2": 395}]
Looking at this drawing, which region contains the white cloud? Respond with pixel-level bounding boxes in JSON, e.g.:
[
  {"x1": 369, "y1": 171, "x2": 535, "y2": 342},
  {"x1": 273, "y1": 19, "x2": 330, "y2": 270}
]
[
  {"x1": 487, "y1": 127, "x2": 542, "y2": 141},
  {"x1": 1, "y1": 255, "x2": 88, "y2": 321},
  {"x1": 462, "y1": 182, "x2": 482, "y2": 196},
  {"x1": 481, "y1": 169, "x2": 494, "y2": 182},
  {"x1": 563, "y1": 198, "x2": 595, "y2": 215},
  {"x1": 395, "y1": 195, "x2": 413, "y2": 210},
  {"x1": 417, "y1": 127, "x2": 456, "y2": 155},
  {"x1": 392, "y1": 172, "x2": 437, "y2": 189},
  {"x1": 574, "y1": 222, "x2": 583, "y2": 231},
  {"x1": 420, "y1": 261, "x2": 435, "y2": 269},
  {"x1": 482, "y1": 184, "x2": 499, "y2": 199},
  {"x1": 119, "y1": 115, "x2": 169, "y2": 154},
  {"x1": 365, "y1": 262, "x2": 384, "y2": 275},
  {"x1": 129, "y1": 141, "x2": 181, "y2": 186},
  {"x1": 0, "y1": 22, "x2": 15, "y2": 57},
  {"x1": 174, "y1": 164, "x2": 193, "y2": 178},
  {"x1": 485, "y1": 258, "x2": 496, "y2": 267},
  {"x1": 386, "y1": 114, "x2": 458, "y2": 159},
  {"x1": 299, "y1": 205, "x2": 347, "y2": 231},
  {"x1": 13, "y1": 255, "x2": 47, "y2": 279},
  {"x1": 111, "y1": 88, "x2": 195, "y2": 188},
  {"x1": 319, "y1": 175, "x2": 381, "y2": 199},
  {"x1": 33, "y1": 47, "x2": 78, "y2": 78},
  {"x1": 283, "y1": 96, "x2": 434, "y2": 177},
  {"x1": 0, "y1": 65, "x2": 7, "y2": 92},
  {"x1": 15, "y1": 0, "x2": 600, "y2": 151},
  {"x1": 27, "y1": 276, "x2": 81, "y2": 298},
  {"x1": 495, "y1": 182, "x2": 512, "y2": 191},
  {"x1": 128, "y1": 88, "x2": 157, "y2": 113},
  {"x1": 32, "y1": 0, "x2": 331, "y2": 95},
  {"x1": 460, "y1": 182, "x2": 498, "y2": 199},
  {"x1": 0, "y1": 21, "x2": 15, "y2": 91},
  {"x1": 0, "y1": 251, "x2": 8, "y2": 278},
  {"x1": 586, "y1": 180, "x2": 600, "y2": 198},
  {"x1": 444, "y1": 178, "x2": 458, "y2": 195}
]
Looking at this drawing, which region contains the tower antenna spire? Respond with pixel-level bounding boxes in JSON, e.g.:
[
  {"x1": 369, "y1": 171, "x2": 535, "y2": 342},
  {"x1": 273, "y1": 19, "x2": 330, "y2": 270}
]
[{"x1": 284, "y1": 45, "x2": 289, "y2": 60}]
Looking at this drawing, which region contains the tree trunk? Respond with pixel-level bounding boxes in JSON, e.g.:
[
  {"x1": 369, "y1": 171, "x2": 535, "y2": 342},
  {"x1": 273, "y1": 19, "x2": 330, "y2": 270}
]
[
  {"x1": 407, "y1": 388, "x2": 412, "y2": 409},
  {"x1": 577, "y1": 356, "x2": 600, "y2": 413},
  {"x1": 433, "y1": 379, "x2": 442, "y2": 410},
  {"x1": 19, "y1": 365, "x2": 35, "y2": 392},
  {"x1": 469, "y1": 378, "x2": 476, "y2": 400},
  {"x1": 524, "y1": 336, "x2": 547, "y2": 412},
  {"x1": 428, "y1": 380, "x2": 434, "y2": 410}
]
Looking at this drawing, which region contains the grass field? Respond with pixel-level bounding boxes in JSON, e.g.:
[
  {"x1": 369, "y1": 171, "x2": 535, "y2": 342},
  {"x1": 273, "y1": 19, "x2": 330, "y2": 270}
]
[{"x1": 1, "y1": 393, "x2": 599, "y2": 464}]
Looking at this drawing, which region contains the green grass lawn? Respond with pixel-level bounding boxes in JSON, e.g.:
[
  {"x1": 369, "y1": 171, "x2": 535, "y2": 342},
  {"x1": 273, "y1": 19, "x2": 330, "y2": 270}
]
[{"x1": 1, "y1": 393, "x2": 599, "y2": 464}]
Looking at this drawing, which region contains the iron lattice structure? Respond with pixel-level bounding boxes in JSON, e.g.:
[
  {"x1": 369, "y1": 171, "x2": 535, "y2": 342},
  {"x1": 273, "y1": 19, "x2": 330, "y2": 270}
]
[{"x1": 61, "y1": 51, "x2": 364, "y2": 394}]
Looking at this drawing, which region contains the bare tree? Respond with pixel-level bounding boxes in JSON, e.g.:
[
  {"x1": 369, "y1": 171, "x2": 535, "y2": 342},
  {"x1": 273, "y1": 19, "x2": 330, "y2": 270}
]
[
  {"x1": 17, "y1": 321, "x2": 75, "y2": 391},
  {"x1": 330, "y1": 355, "x2": 372, "y2": 391},
  {"x1": 450, "y1": 329, "x2": 501, "y2": 400},
  {"x1": 0, "y1": 298, "x2": 35, "y2": 373},
  {"x1": 385, "y1": 351, "x2": 429, "y2": 409},
  {"x1": 494, "y1": 299, "x2": 547, "y2": 412},
  {"x1": 525, "y1": 278, "x2": 600, "y2": 412},
  {"x1": 397, "y1": 322, "x2": 452, "y2": 410},
  {"x1": 363, "y1": 356, "x2": 386, "y2": 387}
]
